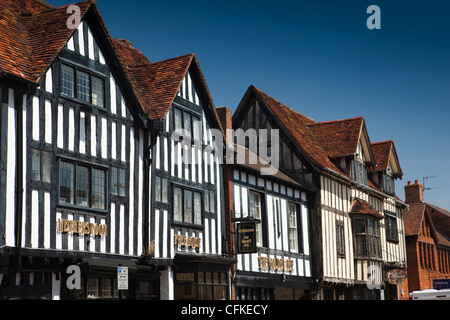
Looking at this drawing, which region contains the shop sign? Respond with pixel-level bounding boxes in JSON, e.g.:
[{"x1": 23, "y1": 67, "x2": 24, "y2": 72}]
[
  {"x1": 174, "y1": 234, "x2": 201, "y2": 249},
  {"x1": 236, "y1": 222, "x2": 257, "y2": 254},
  {"x1": 258, "y1": 256, "x2": 294, "y2": 272},
  {"x1": 57, "y1": 218, "x2": 107, "y2": 237},
  {"x1": 386, "y1": 269, "x2": 407, "y2": 284},
  {"x1": 433, "y1": 279, "x2": 450, "y2": 290},
  {"x1": 117, "y1": 267, "x2": 128, "y2": 290}
]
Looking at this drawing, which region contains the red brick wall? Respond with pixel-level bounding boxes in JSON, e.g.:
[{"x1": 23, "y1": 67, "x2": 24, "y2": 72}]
[{"x1": 404, "y1": 236, "x2": 450, "y2": 296}]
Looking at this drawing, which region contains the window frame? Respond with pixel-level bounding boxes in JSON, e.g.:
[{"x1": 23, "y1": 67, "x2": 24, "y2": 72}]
[
  {"x1": 172, "y1": 184, "x2": 203, "y2": 227},
  {"x1": 288, "y1": 202, "x2": 299, "y2": 253},
  {"x1": 385, "y1": 211, "x2": 399, "y2": 242},
  {"x1": 31, "y1": 148, "x2": 52, "y2": 184},
  {"x1": 353, "y1": 218, "x2": 382, "y2": 259},
  {"x1": 336, "y1": 221, "x2": 346, "y2": 257},
  {"x1": 60, "y1": 63, "x2": 105, "y2": 108},
  {"x1": 58, "y1": 158, "x2": 108, "y2": 213}
]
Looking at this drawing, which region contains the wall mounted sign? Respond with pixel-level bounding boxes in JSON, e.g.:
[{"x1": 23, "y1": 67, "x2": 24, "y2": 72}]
[
  {"x1": 386, "y1": 269, "x2": 407, "y2": 284},
  {"x1": 57, "y1": 218, "x2": 108, "y2": 237},
  {"x1": 433, "y1": 279, "x2": 450, "y2": 290},
  {"x1": 117, "y1": 267, "x2": 128, "y2": 290},
  {"x1": 258, "y1": 256, "x2": 294, "y2": 272},
  {"x1": 236, "y1": 222, "x2": 257, "y2": 254},
  {"x1": 174, "y1": 234, "x2": 201, "y2": 248}
]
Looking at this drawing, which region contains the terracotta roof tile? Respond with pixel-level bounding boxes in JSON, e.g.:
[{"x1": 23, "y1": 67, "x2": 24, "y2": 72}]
[
  {"x1": 0, "y1": 0, "x2": 92, "y2": 83},
  {"x1": 350, "y1": 199, "x2": 384, "y2": 219},
  {"x1": 250, "y1": 86, "x2": 343, "y2": 174},
  {"x1": 370, "y1": 140, "x2": 403, "y2": 177},
  {"x1": 403, "y1": 203, "x2": 425, "y2": 236},
  {"x1": 307, "y1": 117, "x2": 364, "y2": 158}
]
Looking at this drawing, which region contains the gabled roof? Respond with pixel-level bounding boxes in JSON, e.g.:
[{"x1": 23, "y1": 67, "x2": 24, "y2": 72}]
[
  {"x1": 243, "y1": 86, "x2": 342, "y2": 174},
  {"x1": 370, "y1": 140, "x2": 403, "y2": 177},
  {"x1": 349, "y1": 199, "x2": 384, "y2": 219},
  {"x1": 307, "y1": 117, "x2": 374, "y2": 162},
  {"x1": 404, "y1": 202, "x2": 450, "y2": 248},
  {"x1": 403, "y1": 203, "x2": 426, "y2": 236},
  {"x1": 0, "y1": 0, "x2": 93, "y2": 83}
]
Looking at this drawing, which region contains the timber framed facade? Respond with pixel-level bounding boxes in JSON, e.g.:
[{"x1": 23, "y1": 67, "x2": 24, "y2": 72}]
[
  {"x1": 231, "y1": 85, "x2": 408, "y2": 300},
  {"x1": 0, "y1": 0, "x2": 233, "y2": 300}
]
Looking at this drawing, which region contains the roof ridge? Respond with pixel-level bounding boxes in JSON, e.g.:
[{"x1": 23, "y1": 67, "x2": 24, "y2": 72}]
[
  {"x1": 307, "y1": 116, "x2": 364, "y2": 127},
  {"x1": 371, "y1": 140, "x2": 393, "y2": 145}
]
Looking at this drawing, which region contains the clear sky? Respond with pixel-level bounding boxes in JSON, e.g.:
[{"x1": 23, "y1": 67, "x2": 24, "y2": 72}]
[{"x1": 49, "y1": 0, "x2": 450, "y2": 209}]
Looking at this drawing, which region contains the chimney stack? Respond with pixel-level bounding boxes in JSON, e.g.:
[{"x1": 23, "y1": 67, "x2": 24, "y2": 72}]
[
  {"x1": 215, "y1": 107, "x2": 233, "y2": 145},
  {"x1": 404, "y1": 180, "x2": 424, "y2": 204}
]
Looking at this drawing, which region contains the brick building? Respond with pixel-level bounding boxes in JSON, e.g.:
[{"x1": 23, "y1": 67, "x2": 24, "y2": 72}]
[{"x1": 400, "y1": 180, "x2": 450, "y2": 298}]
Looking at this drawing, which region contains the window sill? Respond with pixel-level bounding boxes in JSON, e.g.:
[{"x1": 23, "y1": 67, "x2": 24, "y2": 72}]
[{"x1": 57, "y1": 203, "x2": 108, "y2": 215}]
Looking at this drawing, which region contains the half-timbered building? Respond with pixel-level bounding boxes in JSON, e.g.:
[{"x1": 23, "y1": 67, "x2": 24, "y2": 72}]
[
  {"x1": 217, "y1": 107, "x2": 315, "y2": 300},
  {"x1": 119, "y1": 50, "x2": 234, "y2": 300},
  {"x1": 231, "y1": 85, "x2": 408, "y2": 300},
  {"x1": 0, "y1": 0, "x2": 164, "y2": 300},
  {"x1": 0, "y1": 0, "x2": 232, "y2": 300}
]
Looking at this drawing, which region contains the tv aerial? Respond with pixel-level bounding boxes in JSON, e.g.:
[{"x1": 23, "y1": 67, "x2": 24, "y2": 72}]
[{"x1": 422, "y1": 175, "x2": 437, "y2": 192}]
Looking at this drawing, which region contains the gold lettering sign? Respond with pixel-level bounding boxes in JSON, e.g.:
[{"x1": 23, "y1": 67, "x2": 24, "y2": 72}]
[
  {"x1": 57, "y1": 219, "x2": 108, "y2": 237},
  {"x1": 258, "y1": 256, "x2": 294, "y2": 272},
  {"x1": 174, "y1": 235, "x2": 201, "y2": 249}
]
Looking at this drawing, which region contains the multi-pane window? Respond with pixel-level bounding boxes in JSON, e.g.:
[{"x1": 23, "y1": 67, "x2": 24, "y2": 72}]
[
  {"x1": 173, "y1": 107, "x2": 201, "y2": 141},
  {"x1": 354, "y1": 218, "x2": 381, "y2": 258},
  {"x1": 92, "y1": 169, "x2": 105, "y2": 209},
  {"x1": 249, "y1": 191, "x2": 262, "y2": 246},
  {"x1": 352, "y1": 159, "x2": 368, "y2": 186},
  {"x1": 31, "y1": 148, "x2": 52, "y2": 183},
  {"x1": 61, "y1": 64, "x2": 75, "y2": 97},
  {"x1": 383, "y1": 173, "x2": 395, "y2": 194},
  {"x1": 91, "y1": 76, "x2": 104, "y2": 108},
  {"x1": 59, "y1": 161, "x2": 74, "y2": 204},
  {"x1": 155, "y1": 176, "x2": 168, "y2": 203},
  {"x1": 175, "y1": 272, "x2": 227, "y2": 300},
  {"x1": 288, "y1": 203, "x2": 298, "y2": 252},
  {"x1": 385, "y1": 212, "x2": 398, "y2": 242},
  {"x1": 76, "y1": 166, "x2": 89, "y2": 207},
  {"x1": 204, "y1": 189, "x2": 215, "y2": 214},
  {"x1": 173, "y1": 186, "x2": 202, "y2": 225},
  {"x1": 77, "y1": 70, "x2": 90, "y2": 102},
  {"x1": 336, "y1": 222, "x2": 345, "y2": 256},
  {"x1": 61, "y1": 64, "x2": 105, "y2": 108},
  {"x1": 59, "y1": 160, "x2": 106, "y2": 210},
  {"x1": 111, "y1": 167, "x2": 126, "y2": 197}
]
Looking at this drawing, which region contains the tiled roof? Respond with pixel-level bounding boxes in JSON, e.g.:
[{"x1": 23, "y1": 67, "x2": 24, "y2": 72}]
[
  {"x1": 307, "y1": 117, "x2": 364, "y2": 158},
  {"x1": 0, "y1": 0, "x2": 92, "y2": 83},
  {"x1": 250, "y1": 86, "x2": 343, "y2": 174},
  {"x1": 403, "y1": 203, "x2": 425, "y2": 236},
  {"x1": 0, "y1": 0, "x2": 223, "y2": 130},
  {"x1": 370, "y1": 140, "x2": 403, "y2": 176},
  {"x1": 370, "y1": 141, "x2": 392, "y2": 171},
  {"x1": 349, "y1": 199, "x2": 384, "y2": 219},
  {"x1": 403, "y1": 202, "x2": 450, "y2": 247}
]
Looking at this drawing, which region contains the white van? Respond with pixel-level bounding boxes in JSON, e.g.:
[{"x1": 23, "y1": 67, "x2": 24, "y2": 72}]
[{"x1": 410, "y1": 289, "x2": 450, "y2": 300}]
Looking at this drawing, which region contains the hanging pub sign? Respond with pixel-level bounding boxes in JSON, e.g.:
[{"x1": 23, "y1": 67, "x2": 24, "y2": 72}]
[
  {"x1": 386, "y1": 269, "x2": 407, "y2": 285},
  {"x1": 236, "y1": 222, "x2": 257, "y2": 254}
]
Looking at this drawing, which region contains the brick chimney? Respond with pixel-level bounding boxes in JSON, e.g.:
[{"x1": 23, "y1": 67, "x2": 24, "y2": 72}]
[
  {"x1": 215, "y1": 107, "x2": 233, "y2": 145},
  {"x1": 404, "y1": 180, "x2": 424, "y2": 204}
]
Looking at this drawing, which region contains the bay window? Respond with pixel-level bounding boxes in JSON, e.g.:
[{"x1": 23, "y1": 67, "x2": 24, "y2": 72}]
[{"x1": 354, "y1": 218, "x2": 381, "y2": 258}]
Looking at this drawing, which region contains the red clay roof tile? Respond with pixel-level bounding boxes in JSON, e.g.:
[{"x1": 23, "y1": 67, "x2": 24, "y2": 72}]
[
  {"x1": 350, "y1": 199, "x2": 384, "y2": 219},
  {"x1": 307, "y1": 117, "x2": 364, "y2": 158}
]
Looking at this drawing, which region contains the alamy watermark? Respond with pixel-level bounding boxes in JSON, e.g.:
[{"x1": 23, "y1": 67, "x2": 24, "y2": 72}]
[{"x1": 171, "y1": 126, "x2": 280, "y2": 176}]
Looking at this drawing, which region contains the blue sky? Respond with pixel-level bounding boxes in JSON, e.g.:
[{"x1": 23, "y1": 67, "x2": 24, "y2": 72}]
[{"x1": 50, "y1": 0, "x2": 450, "y2": 209}]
